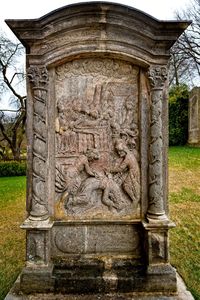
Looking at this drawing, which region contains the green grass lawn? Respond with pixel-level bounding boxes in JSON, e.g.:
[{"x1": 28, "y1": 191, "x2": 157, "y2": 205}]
[
  {"x1": 169, "y1": 146, "x2": 200, "y2": 300},
  {"x1": 0, "y1": 146, "x2": 199, "y2": 299},
  {"x1": 0, "y1": 176, "x2": 26, "y2": 300}
]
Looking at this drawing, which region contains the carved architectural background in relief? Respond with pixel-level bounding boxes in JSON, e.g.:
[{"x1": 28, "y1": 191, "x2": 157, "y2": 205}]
[
  {"x1": 28, "y1": 66, "x2": 49, "y2": 219},
  {"x1": 54, "y1": 58, "x2": 140, "y2": 219}
]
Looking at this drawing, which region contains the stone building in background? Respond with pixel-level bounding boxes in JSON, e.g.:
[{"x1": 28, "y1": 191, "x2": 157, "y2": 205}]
[{"x1": 188, "y1": 87, "x2": 200, "y2": 146}]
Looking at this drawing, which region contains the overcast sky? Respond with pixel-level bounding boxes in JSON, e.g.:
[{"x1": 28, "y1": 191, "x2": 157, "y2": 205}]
[{"x1": 1, "y1": 0, "x2": 191, "y2": 38}]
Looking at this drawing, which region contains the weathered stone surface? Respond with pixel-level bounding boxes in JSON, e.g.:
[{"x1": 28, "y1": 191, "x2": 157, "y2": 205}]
[
  {"x1": 188, "y1": 87, "x2": 200, "y2": 146},
  {"x1": 5, "y1": 2, "x2": 191, "y2": 298},
  {"x1": 20, "y1": 265, "x2": 54, "y2": 294},
  {"x1": 51, "y1": 223, "x2": 141, "y2": 255},
  {"x1": 5, "y1": 273, "x2": 194, "y2": 300},
  {"x1": 54, "y1": 58, "x2": 140, "y2": 219}
]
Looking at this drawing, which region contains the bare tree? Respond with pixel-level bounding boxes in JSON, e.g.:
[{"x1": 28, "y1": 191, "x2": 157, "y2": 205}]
[
  {"x1": 0, "y1": 32, "x2": 26, "y2": 161},
  {"x1": 169, "y1": 0, "x2": 200, "y2": 87}
]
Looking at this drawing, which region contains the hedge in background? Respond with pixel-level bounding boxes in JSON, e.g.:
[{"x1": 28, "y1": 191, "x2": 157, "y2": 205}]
[
  {"x1": 169, "y1": 84, "x2": 189, "y2": 146},
  {"x1": 0, "y1": 161, "x2": 26, "y2": 177}
]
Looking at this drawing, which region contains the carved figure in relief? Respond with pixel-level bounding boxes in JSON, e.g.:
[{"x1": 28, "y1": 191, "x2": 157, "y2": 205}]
[
  {"x1": 111, "y1": 139, "x2": 140, "y2": 208},
  {"x1": 99, "y1": 173, "x2": 125, "y2": 211},
  {"x1": 55, "y1": 149, "x2": 100, "y2": 217},
  {"x1": 56, "y1": 100, "x2": 78, "y2": 153},
  {"x1": 99, "y1": 90, "x2": 138, "y2": 151},
  {"x1": 122, "y1": 95, "x2": 135, "y2": 127},
  {"x1": 56, "y1": 149, "x2": 99, "y2": 192},
  {"x1": 72, "y1": 172, "x2": 125, "y2": 213}
]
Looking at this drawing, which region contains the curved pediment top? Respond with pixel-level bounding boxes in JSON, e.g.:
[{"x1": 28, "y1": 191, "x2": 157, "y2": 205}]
[
  {"x1": 5, "y1": 2, "x2": 191, "y2": 44},
  {"x1": 5, "y1": 2, "x2": 191, "y2": 66},
  {"x1": 38, "y1": 1, "x2": 161, "y2": 23}
]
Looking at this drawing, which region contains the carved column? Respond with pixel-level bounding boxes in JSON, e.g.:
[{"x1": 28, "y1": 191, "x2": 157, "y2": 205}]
[
  {"x1": 20, "y1": 66, "x2": 54, "y2": 293},
  {"x1": 147, "y1": 65, "x2": 168, "y2": 221},
  {"x1": 142, "y1": 66, "x2": 176, "y2": 287},
  {"x1": 27, "y1": 66, "x2": 49, "y2": 220}
]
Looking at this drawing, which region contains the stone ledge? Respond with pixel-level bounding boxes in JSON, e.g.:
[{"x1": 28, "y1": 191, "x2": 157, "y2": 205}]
[{"x1": 5, "y1": 273, "x2": 194, "y2": 300}]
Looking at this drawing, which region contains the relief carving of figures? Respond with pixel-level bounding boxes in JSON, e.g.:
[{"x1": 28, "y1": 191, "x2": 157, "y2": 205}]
[
  {"x1": 111, "y1": 139, "x2": 140, "y2": 209},
  {"x1": 55, "y1": 149, "x2": 99, "y2": 195},
  {"x1": 55, "y1": 148, "x2": 136, "y2": 217},
  {"x1": 66, "y1": 171, "x2": 125, "y2": 215},
  {"x1": 55, "y1": 149, "x2": 100, "y2": 217},
  {"x1": 27, "y1": 66, "x2": 49, "y2": 219},
  {"x1": 54, "y1": 58, "x2": 140, "y2": 219}
]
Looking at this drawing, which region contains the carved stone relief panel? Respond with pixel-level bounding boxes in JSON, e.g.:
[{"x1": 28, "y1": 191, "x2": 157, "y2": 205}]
[{"x1": 54, "y1": 58, "x2": 140, "y2": 219}]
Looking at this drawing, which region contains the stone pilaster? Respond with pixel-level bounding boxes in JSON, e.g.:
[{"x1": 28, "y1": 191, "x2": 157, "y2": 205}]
[
  {"x1": 147, "y1": 65, "x2": 168, "y2": 222},
  {"x1": 27, "y1": 66, "x2": 49, "y2": 220},
  {"x1": 142, "y1": 66, "x2": 176, "y2": 292},
  {"x1": 19, "y1": 67, "x2": 54, "y2": 293}
]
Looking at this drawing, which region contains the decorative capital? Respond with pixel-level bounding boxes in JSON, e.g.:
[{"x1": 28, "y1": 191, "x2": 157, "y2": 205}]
[
  {"x1": 148, "y1": 65, "x2": 167, "y2": 89},
  {"x1": 27, "y1": 66, "x2": 49, "y2": 88}
]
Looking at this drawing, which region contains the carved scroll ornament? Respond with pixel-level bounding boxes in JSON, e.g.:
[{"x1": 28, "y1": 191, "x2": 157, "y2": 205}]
[{"x1": 148, "y1": 66, "x2": 167, "y2": 89}]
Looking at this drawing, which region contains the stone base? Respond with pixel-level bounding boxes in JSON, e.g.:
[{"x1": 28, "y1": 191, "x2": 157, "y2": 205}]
[
  {"x1": 5, "y1": 272, "x2": 194, "y2": 300},
  {"x1": 187, "y1": 141, "x2": 200, "y2": 147},
  {"x1": 10, "y1": 258, "x2": 178, "y2": 295},
  {"x1": 20, "y1": 265, "x2": 54, "y2": 293},
  {"x1": 53, "y1": 262, "x2": 176, "y2": 294}
]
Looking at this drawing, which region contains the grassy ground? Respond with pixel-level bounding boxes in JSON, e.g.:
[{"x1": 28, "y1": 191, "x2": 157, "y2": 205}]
[
  {"x1": 169, "y1": 146, "x2": 200, "y2": 300},
  {"x1": 0, "y1": 176, "x2": 26, "y2": 300},
  {"x1": 0, "y1": 146, "x2": 199, "y2": 299}
]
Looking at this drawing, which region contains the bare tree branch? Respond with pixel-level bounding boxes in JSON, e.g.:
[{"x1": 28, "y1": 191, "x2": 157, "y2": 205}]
[
  {"x1": 0, "y1": 32, "x2": 26, "y2": 160},
  {"x1": 169, "y1": 0, "x2": 200, "y2": 86}
]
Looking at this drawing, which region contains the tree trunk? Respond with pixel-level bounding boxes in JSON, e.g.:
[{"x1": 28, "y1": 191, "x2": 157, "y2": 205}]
[{"x1": 12, "y1": 147, "x2": 21, "y2": 161}]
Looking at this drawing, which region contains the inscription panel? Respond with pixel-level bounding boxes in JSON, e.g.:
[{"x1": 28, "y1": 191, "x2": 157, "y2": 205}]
[
  {"x1": 52, "y1": 224, "x2": 141, "y2": 256},
  {"x1": 54, "y1": 58, "x2": 140, "y2": 219}
]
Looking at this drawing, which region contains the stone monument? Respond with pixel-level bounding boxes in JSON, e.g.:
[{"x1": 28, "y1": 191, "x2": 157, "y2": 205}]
[
  {"x1": 188, "y1": 87, "x2": 200, "y2": 146},
  {"x1": 5, "y1": 2, "x2": 191, "y2": 298}
]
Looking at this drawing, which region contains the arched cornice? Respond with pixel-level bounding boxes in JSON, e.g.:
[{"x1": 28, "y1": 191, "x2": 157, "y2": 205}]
[{"x1": 5, "y1": 2, "x2": 191, "y2": 66}]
